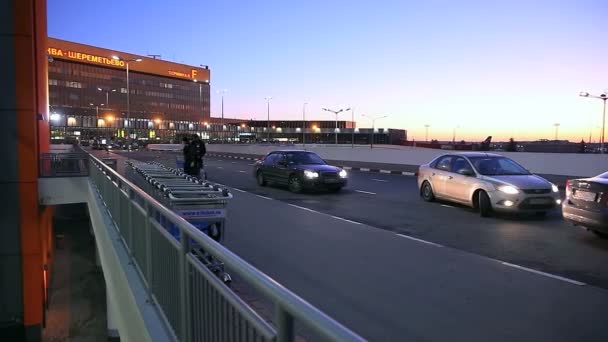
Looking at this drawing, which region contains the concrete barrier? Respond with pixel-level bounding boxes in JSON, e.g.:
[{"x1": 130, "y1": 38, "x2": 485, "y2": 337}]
[{"x1": 205, "y1": 144, "x2": 608, "y2": 178}]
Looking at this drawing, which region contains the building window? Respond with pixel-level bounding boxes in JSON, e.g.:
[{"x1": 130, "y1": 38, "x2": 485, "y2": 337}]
[
  {"x1": 49, "y1": 79, "x2": 59, "y2": 86},
  {"x1": 66, "y1": 81, "x2": 82, "y2": 88},
  {"x1": 69, "y1": 94, "x2": 79, "y2": 100},
  {"x1": 121, "y1": 88, "x2": 127, "y2": 93}
]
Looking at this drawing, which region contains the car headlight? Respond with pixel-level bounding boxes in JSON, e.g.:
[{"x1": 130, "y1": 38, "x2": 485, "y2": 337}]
[
  {"x1": 497, "y1": 185, "x2": 519, "y2": 194},
  {"x1": 551, "y1": 184, "x2": 559, "y2": 193},
  {"x1": 339, "y1": 169, "x2": 348, "y2": 178},
  {"x1": 304, "y1": 170, "x2": 319, "y2": 179}
]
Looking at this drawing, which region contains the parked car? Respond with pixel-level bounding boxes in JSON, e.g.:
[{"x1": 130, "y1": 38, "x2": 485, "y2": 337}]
[
  {"x1": 253, "y1": 150, "x2": 348, "y2": 192},
  {"x1": 562, "y1": 172, "x2": 608, "y2": 238},
  {"x1": 417, "y1": 152, "x2": 561, "y2": 217}
]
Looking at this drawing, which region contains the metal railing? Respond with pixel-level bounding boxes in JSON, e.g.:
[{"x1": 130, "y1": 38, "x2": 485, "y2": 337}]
[
  {"x1": 39, "y1": 152, "x2": 90, "y2": 177},
  {"x1": 87, "y1": 153, "x2": 364, "y2": 342}
]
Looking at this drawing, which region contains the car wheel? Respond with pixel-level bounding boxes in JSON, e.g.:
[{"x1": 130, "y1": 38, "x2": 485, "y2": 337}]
[
  {"x1": 256, "y1": 171, "x2": 267, "y2": 186},
  {"x1": 478, "y1": 191, "x2": 492, "y2": 217},
  {"x1": 592, "y1": 230, "x2": 608, "y2": 239},
  {"x1": 421, "y1": 181, "x2": 435, "y2": 202},
  {"x1": 288, "y1": 175, "x2": 303, "y2": 193}
]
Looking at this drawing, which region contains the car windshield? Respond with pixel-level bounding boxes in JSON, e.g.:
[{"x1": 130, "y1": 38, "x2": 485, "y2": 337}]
[
  {"x1": 285, "y1": 152, "x2": 326, "y2": 165},
  {"x1": 467, "y1": 157, "x2": 530, "y2": 176}
]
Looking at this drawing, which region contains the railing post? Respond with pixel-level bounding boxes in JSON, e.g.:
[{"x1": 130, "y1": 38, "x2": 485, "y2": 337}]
[
  {"x1": 277, "y1": 306, "x2": 294, "y2": 342},
  {"x1": 179, "y1": 227, "x2": 191, "y2": 341}
]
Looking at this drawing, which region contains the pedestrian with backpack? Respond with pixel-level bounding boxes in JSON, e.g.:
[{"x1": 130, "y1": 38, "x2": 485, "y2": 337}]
[{"x1": 186, "y1": 134, "x2": 206, "y2": 178}]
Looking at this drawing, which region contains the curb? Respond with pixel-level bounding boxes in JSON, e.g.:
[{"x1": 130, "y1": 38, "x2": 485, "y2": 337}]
[{"x1": 206, "y1": 153, "x2": 417, "y2": 176}]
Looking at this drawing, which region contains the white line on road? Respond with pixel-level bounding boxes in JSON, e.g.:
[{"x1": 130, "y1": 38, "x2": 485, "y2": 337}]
[
  {"x1": 287, "y1": 204, "x2": 319, "y2": 213},
  {"x1": 355, "y1": 190, "x2": 376, "y2": 195},
  {"x1": 396, "y1": 234, "x2": 443, "y2": 247},
  {"x1": 238, "y1": 171, "x2": 247, "y2": 173},
  {"x1": 217, "y1": 166, "x2": 223, "y2": 169},
  {"x1": 330, "y1": 216, "x2": 362, "y2": 225},
  {"x1": 248, "y1": 163, "x2": 256, "y2": 166},
  {"x1": 500, "y1": 261, "x2": 586, "y2": 286},
  {"x1": 440, "y1": 204, "x2": 455, "y2": 208},
  {"x1": 380, "y1": 170, "x2": 391, "y2": 174},
  {"x1": 360, "y1": 168, "x2": 371, "y2": 172},
  {"x1": 372, "y1": 179, "x2": 388, "y2": 182},
  {"x1": 256, "y1": 195, "x2": 273, "y2": 200},
  {"x1": 232, "y1": 161, "x2": 237, "y2": 164},
  {"x1": 403, "y1": 172, "x2": 416, "y2": 176},
  {"x1": 232, "y1": 188, "x2": 246, "y2": 193}
]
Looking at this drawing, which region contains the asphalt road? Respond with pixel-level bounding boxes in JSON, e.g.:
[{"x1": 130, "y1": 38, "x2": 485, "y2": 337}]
[{"x1": 116, "y1": 150, "x2": 608, "y2": 341}]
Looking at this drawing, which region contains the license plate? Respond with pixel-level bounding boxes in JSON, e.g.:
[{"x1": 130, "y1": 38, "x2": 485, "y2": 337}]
[
  {"x1": 573, "y1": 191, "x2": 596, "y2": 202},
  {"x1": 529, "y1": 198, "x2": 550, "y2": 205}
]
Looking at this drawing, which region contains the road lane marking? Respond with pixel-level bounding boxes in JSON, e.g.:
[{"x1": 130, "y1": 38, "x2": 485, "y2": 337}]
[
  {"x1": 380, "y1": 170, "x2": 391, "y2": 174},
  {"x1": 330, "y1": 216, "x2": 362, "y2": 225},
  {"x1": 396, "y1": 234, "x2": 443, "y2": 247},
  {"x1": 232, "y1": 188, "x2": 246, "y2": 193},
  {"x1": 238, "y1": 171, "x2": 247, "y2": 173},
  {"x1": 360, "y1": 168, "x2": 371, "y2": 172},
  {"x1": 256, "y1": 195, "x2": 273, "y2": 200},
  {"x1": 287, "y1": 204, "x2": 319, "y2": 213},
  {"x1": 248, "y1": 163, "x2": 256, "y2": 166},
  {"x1": 355, "y1": 190, "x2": 376, "y2": 195},
  {"x1": 403, "y1": 172, "x2": 416, "y2": 176},
  {"x1": 232, "y1": 161, "x2": 237, "y2": 164},
  {"x1": 217, "y1": 166, "x2": 223, "y2": 169},
  {"x1": 441, "y1": 204, "x2": 455, "y2": 208},
  {"x1": 500, "y1": 261, "x2": 586, "y2": 286},
  {"x1": 372, "y1": 179, "x2": 388, "y2": 182}
]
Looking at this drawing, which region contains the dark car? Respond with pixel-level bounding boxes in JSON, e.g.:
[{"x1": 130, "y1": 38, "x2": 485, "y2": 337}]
[
  {"x1": 562, "y1": 171, "x2": 608, "y2": 238},
  {"x1": 253, "y1": 150, "x2": 348, "y2": 192}
]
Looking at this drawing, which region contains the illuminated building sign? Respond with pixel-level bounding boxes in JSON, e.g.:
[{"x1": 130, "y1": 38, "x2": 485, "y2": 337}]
[
  {"x1": 48, "y1": 47, "x2": 125, "y2": 67},
  {"x1": 168, "y1": 69, "x2": 199, "y2": 80}
]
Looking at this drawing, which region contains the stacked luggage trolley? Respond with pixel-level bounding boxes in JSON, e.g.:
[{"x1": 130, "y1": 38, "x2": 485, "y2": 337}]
[{"x1": 125, "y1": 160, "x2": 233, "y2": 285}]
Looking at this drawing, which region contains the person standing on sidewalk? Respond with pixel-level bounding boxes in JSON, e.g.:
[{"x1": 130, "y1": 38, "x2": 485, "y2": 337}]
[{"x1": 186, "y1": 134, "x2": 206, "y2": 177}]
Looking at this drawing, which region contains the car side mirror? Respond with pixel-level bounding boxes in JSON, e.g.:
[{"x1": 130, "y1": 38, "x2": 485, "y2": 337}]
[{"x1": 458, "y1": 168, "x2": 474, "y2": 176}]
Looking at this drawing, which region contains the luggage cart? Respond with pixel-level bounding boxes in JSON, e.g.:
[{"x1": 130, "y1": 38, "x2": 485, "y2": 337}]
[{"x1": 125, "y1": 160, "x2": 233, "y2": 285}]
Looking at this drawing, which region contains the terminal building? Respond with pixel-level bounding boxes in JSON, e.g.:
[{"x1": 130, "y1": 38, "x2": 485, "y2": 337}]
[{"x1": 47, "y1": 37, "x2": 406, "y2": 145}]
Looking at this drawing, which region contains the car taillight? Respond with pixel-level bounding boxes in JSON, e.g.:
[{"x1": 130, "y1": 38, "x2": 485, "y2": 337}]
[{"x1": 565, "y1": 180, "x2": 572, "y2": 198}]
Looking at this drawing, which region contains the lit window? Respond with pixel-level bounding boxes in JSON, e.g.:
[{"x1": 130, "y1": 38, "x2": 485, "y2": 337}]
[
  {"x1": 121, "y1": 88, "x2": 127, "y2": 93},
  {"x1": 49, "y1": 79, "x2": 58, "y2": 86}
]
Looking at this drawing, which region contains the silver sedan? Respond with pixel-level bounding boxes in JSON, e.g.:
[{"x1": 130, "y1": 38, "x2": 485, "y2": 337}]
[{"x1": 417, "y1": 152, "x2": 561, "y2": 217}]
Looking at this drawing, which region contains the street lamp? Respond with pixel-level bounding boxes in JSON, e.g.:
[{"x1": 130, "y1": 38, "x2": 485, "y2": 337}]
[
  {"x1": 322, "y1": 107, "x2": 351, "y2": 144},
  {"x1": 112, "y1": 55, "x2": 142, "y2": 142},
  {"x1": 424, "y1": 124, "x2": 430, "y2": 142},
  {"x1": 265, "y1": 97, "x2": 272, "y2": 142},
  {"x1": 579, "y1": 91, "x2": 607, "y2": 153},
  {"x1": 89, "y1": 102, "x2": 105, "y2": 127},
  {"x1": 553, "y1": 123, "x2": 560, "y2": 141},
  {"x1": 361, "y1": 114, "x2": 388, "y2": 149},
  {"x1": 97, "y1": 87, "x2": 117, "y2": 107},
  {"x1": 218, "y1": 89, "x2": 228, "y2": 142},
  {"x1": 302, "y1": 102, "x2": 308, "y2": 149}
]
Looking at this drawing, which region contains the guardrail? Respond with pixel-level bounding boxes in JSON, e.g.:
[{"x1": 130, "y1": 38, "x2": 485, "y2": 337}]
[
  {"x1": 87, "y1": 153, "x2": 364, "y2": 342},
  {"x1": 39, "y1": 152, "x2": 89, "y2": 177}
]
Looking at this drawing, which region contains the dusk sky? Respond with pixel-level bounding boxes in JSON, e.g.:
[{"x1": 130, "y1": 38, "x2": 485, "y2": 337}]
[{"x1": 48, "y1": 0, "x2": 607, "y2": 142}]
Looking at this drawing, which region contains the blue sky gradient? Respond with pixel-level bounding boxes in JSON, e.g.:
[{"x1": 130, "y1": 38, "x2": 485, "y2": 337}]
[{"x1": 48, "y1": 0, "x2": 607, "y2": 141}]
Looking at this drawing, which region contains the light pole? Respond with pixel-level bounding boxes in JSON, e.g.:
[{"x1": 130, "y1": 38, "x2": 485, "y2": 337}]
[
  {"x1": 97, "y1": 87, "x2": 117, "y2": 107},
  {"x1": 362, "y1": 114, "x2": 388, "y2": 149},
  {"x1": 351, "y1": 107, "x2": 355, "y2": 148},
  {"x1": 112, "y1": 55, "x2": 142, "y2": 142},
  {"x1": 553, "y1": 123, "x2": 560, "y2": 141},
  {"x1": 579, "y1": 91, "x2": 607, "y2": 154},
  {"x1": 265, "y1": 97, "x2": 272, "y2": 142},
  {"x1": 322, "y1": 107, "x2": 351, "y2": 144},
  {"x1": 218, "y1": 89, "x2": 227, "y2": 142},
  {"x1": 302, "y1": 102, "x2": 308, "y2": 149},
  {"x1": 424, "y1": 124, "x2": 430, "y2": 142}
]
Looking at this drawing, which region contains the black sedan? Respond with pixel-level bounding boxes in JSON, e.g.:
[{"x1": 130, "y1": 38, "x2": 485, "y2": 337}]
[
  {"x1": 253, "y1": 150, "x2": 348, "y2": 192},
  {"x1": 562, "y1": 171, "x2": 608, "y2": 238}
]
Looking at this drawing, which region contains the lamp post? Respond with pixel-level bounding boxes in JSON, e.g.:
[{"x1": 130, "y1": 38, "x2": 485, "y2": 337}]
[
  {"x1": 302, "y1": 102, "x2": 308, "y2": 149},
  {"x1": 265, "y1": 97, "x2": 272, "y2": 142},
  {"x1": 322, "y1": 107, "x2": 351, "y2": 145},
  {"x1": 553, "y1": 123, "x2": 560, "y2": 141},
  {"x1": 361, "y1": 114, "x2": 388, "y2": 149},
  {"x1": 351, "y1": 107, "x2": 355, "y2": 148},
  {"x1": 579, "y1": 91, "x2": 607, "y2": 154},
  {"x1": 218, "y1": 89, "x2": 227, "y2": 142},
  {"x1": 112, "y1": 55, "x2": 142, "y2": 142},
  {"x1": 97, "y1": 87, "x2": 116, "y2": 107},
  {"x1": 424, "y1": 124, "x2": 430, "y2": 142}
]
